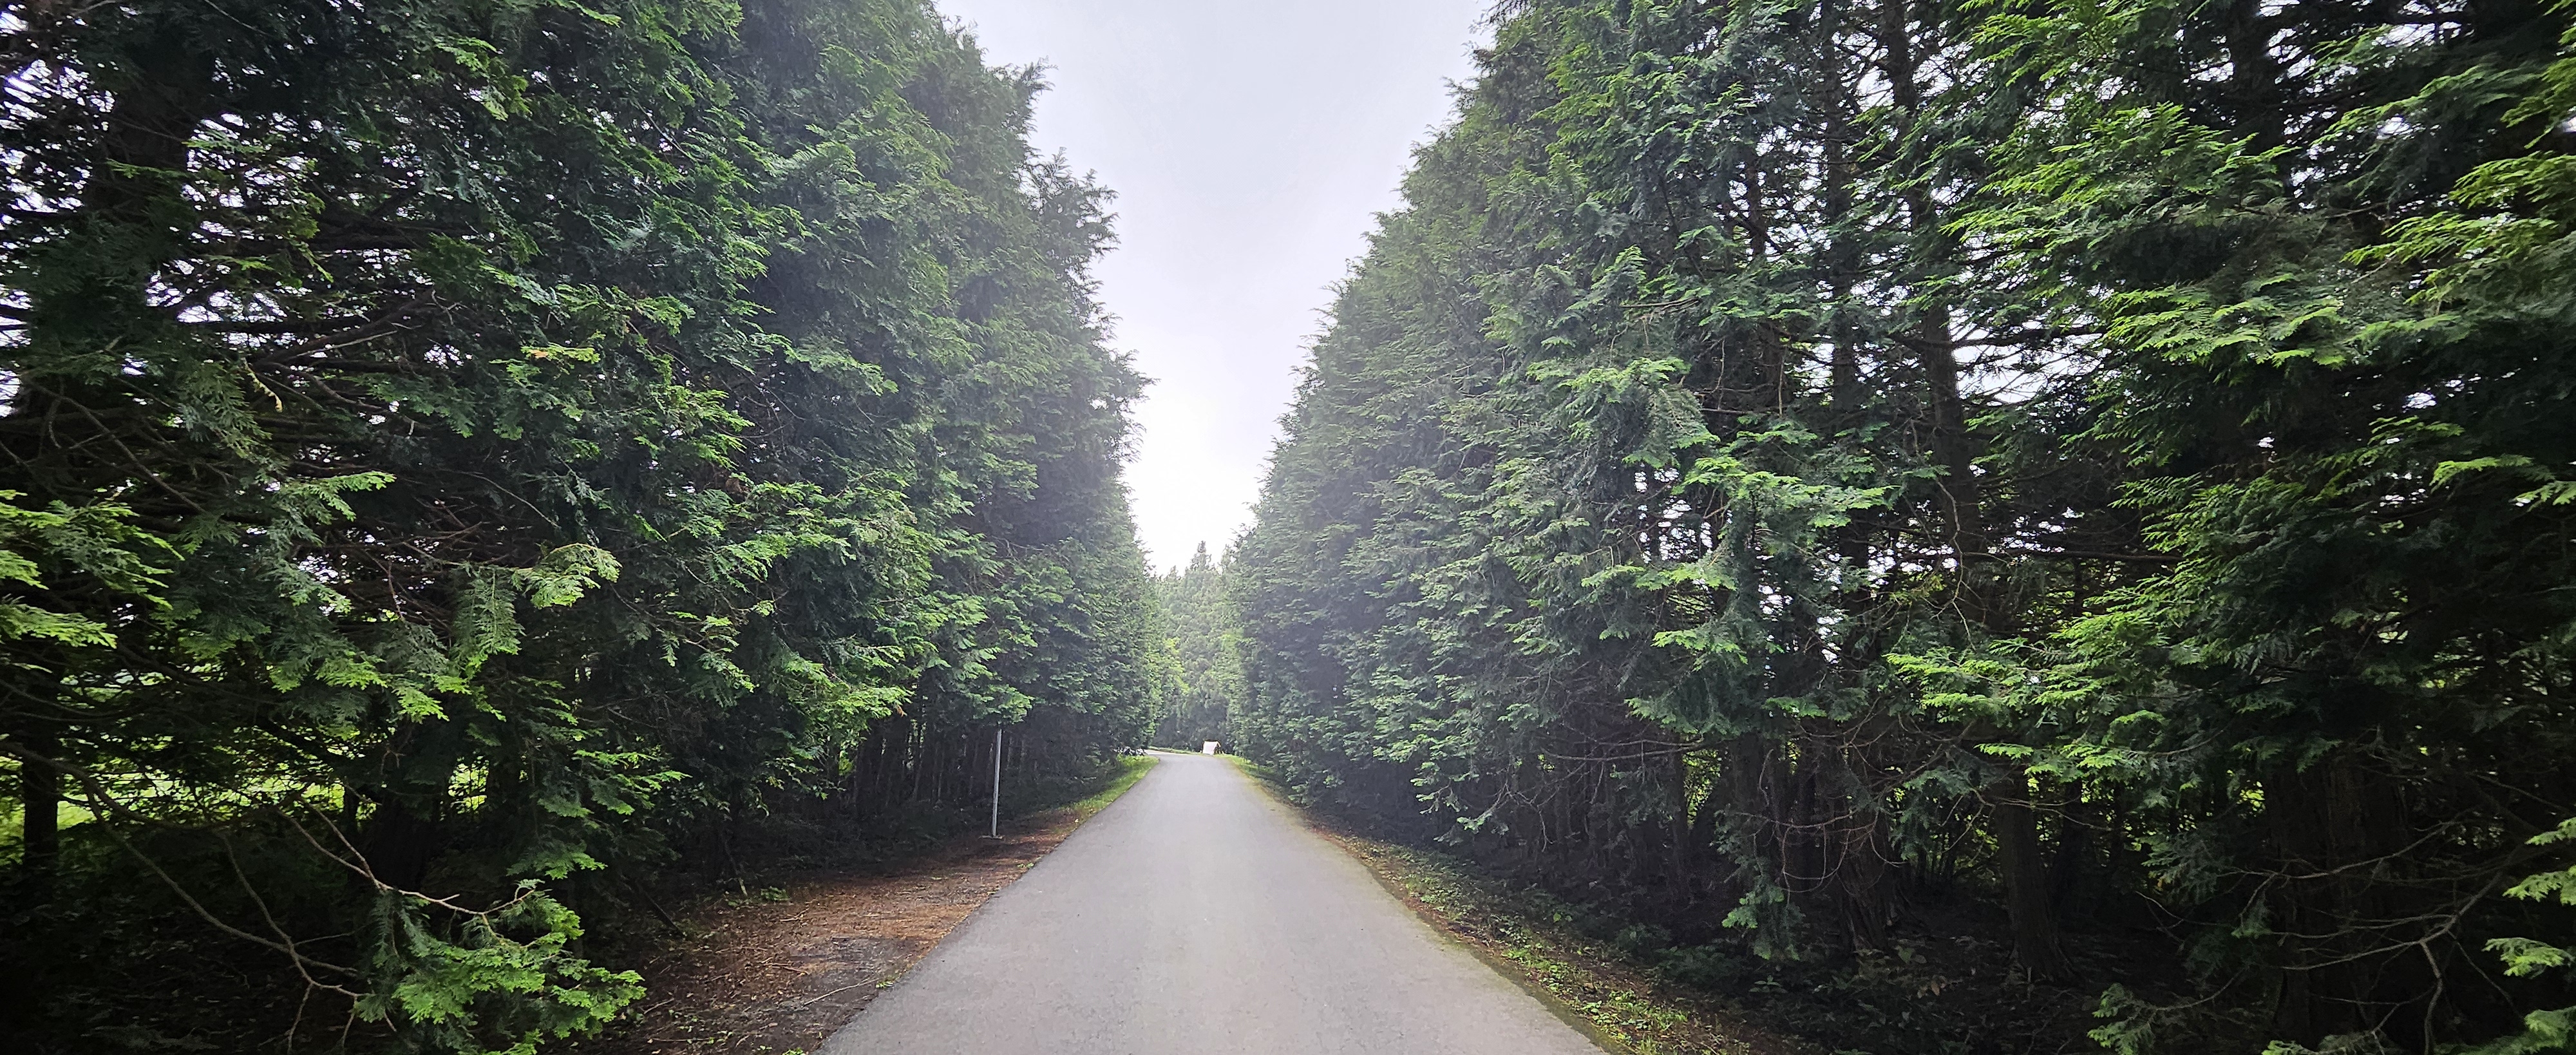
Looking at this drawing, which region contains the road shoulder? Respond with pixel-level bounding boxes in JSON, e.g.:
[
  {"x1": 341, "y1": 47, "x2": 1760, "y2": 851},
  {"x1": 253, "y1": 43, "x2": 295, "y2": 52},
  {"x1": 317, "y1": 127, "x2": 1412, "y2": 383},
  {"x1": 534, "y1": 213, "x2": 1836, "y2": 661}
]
[
  {"x1": 1219, "y1": 757, "x2": 1811, "y2": 1055},
  {"x1": 576, "y1": 756, "x2": 1157, "y2": 1055}
]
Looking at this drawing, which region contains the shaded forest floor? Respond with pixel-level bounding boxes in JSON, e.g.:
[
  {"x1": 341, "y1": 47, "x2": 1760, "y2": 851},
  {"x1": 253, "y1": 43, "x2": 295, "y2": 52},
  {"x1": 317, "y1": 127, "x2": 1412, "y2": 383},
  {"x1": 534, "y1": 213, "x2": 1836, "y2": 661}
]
[
  {"x1": 571, "y1": 756, "x2": 1156, "y2": 1055},
  {"x1": 1320, "y1": 828, "x2": 1812, "y2": 1055},
  {"x1": 1226, "y1": 757, "x2": 2139, "y2": 1055}
]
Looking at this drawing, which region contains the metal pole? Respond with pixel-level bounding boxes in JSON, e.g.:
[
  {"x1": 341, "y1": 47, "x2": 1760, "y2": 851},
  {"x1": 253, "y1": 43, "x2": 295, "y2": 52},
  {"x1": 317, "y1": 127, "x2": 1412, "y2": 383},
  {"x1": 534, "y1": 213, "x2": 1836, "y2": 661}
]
[{"x1": 989, "y1": 725, "x2": 1003, "y2": 839}]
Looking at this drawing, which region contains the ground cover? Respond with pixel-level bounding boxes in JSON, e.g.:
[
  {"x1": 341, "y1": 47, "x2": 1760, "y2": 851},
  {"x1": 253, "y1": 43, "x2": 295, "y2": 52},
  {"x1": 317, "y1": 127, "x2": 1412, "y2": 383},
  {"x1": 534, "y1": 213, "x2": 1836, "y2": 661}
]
[
  {"x1": 571, "y1": 756, "x2": 1156, "y2": 1055},
  {"x1": 1226, "y1": 756, "x2": 2121, "y2": 1055},
  {"x1": 1218, "y1": 757, "x2": 1801, "y2": 1055}
]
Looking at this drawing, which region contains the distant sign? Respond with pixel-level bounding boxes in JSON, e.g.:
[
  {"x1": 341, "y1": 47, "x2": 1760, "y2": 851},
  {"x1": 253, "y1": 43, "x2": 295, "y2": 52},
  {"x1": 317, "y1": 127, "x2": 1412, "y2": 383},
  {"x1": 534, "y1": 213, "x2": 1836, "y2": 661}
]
[{"x1": 1202, "y1": 741, "x2": 1220, "y2": 755}]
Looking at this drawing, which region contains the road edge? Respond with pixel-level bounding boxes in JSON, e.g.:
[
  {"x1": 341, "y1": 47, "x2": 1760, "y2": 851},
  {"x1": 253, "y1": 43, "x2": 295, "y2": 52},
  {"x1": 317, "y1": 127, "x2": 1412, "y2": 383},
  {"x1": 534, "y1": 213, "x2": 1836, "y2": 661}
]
[
  {"x1": 1210, "y1": 756, "x2": 1697, "y2": 1055},
  {"x1": 580, "y1": 752, "x2": 1163, "y2": 1055},
  {"x1": 857, "y1": 752, "x2": 1162, "y2": 991}
]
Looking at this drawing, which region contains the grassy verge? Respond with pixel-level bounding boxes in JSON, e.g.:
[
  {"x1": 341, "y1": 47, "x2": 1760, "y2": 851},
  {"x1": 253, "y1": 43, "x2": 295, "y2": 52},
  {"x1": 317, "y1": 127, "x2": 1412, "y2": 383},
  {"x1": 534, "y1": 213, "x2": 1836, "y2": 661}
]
[
  {"x1": 1221, "y1": 758, "x2": 1806, "y2": 1055},
  {"x1": 1218, "y1": 752, "x2": 1276, "y2": 783},
  {"x1": 1064, "y1": 753, "x2": 1156, "y2": 820},
  {"x1": 1321, "y1": 836, "x2": 1803, "y2": 1055},
  {"x1": 1224, "y1": 759, "x2": 2115, "y2": 1055}
]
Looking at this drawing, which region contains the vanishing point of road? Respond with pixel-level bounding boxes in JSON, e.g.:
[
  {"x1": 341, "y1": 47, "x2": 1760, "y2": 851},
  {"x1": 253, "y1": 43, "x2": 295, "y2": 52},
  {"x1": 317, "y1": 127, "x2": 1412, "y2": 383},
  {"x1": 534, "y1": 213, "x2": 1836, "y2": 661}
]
[{"x1": 822, "y1": 751, "x2": 1606, "y2": 1055}]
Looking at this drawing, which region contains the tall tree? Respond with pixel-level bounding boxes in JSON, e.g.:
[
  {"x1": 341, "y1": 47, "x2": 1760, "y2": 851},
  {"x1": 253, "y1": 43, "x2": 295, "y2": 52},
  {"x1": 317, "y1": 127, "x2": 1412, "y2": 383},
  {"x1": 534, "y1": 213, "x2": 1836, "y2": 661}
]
[
  {"x1": 1153, "y1": 543, "x2": 1242, "y2": 751},
  {"x1": 0, "y1": 1, "x2": 1159, "y2": 1050},
  {"x1": 1234, "y1": 0, "x2": 2576, "y2": 1051}
]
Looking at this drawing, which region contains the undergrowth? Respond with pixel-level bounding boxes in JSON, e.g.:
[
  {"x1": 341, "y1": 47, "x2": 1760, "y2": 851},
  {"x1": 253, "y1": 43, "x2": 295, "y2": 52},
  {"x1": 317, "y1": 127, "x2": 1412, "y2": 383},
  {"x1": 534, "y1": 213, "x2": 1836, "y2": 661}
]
[{"x1": 1225, "y1": 756, "x2": 2129, "y2": 1055}]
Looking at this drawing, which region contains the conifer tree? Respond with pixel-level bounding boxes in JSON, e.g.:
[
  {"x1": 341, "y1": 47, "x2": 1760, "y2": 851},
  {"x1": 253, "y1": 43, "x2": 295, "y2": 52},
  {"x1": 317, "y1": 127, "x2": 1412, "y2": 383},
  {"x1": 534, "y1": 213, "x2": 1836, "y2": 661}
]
[
  {"x1": 0, "y1": 1, "x2": 1159, "y2": 1049},
  {"x1": 1235, "y1": 1, "x2": 2576, "y2": 1050}
]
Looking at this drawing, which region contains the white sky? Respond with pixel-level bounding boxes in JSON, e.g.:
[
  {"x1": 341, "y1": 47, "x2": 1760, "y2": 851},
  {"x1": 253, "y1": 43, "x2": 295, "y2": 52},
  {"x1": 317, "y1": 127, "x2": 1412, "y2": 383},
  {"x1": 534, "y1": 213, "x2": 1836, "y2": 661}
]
[{"x1": 936, "y1": 0, "x2": 1490, "y2": 571}]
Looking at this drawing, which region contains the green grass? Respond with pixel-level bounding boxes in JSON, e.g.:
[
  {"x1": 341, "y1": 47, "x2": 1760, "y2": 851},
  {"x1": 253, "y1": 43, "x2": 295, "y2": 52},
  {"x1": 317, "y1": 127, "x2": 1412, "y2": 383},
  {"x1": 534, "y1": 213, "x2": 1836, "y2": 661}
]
[
  {"x1": 1218, "y1": 759, "x2": 1783, "y2": 1055},
  {"x1": 1341, "y1": 840, "x2": 1768, "y2": 1055},
  {"x1": 1063, "y1": 754, "x2": 1156, "y2": 819},
  {"x1": 1218, "y1": 752, "x2": 1285, "y2": 787}
]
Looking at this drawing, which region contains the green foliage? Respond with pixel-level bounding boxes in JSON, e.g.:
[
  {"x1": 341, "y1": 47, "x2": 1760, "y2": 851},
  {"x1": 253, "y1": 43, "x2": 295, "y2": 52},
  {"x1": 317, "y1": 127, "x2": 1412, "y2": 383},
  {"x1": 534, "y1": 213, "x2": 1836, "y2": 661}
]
[
  {"x1": 0, "y1": 0, "x2": 1157, "y2": 1050},
  {"x1": 2464, "y1": 819, "x2": 2576, "y2": 1055},
  {"x1": 1235, "y1": 0, "x2": 2576, "y2": 1052},
  {"x1": 361, "y1": 885, "x2": 643, "y2": 1055},
  {"x1": 1151, "y1": 543, "x2": 1241, "y2": 750}
]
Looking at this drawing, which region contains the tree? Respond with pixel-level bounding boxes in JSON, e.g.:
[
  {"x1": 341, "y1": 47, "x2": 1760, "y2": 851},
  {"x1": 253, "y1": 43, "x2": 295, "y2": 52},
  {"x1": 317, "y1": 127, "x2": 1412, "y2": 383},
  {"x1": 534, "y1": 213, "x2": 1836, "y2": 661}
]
[
  {"x1": 1233, "y1": 0, "x2": 2576, "y2": 1050},
  {"x1": 0, "y1": 1, "x2": 1159, "y2": 1050},
  {"x1": 1152, "y1": 543, "x2": 1242, "y2": 751}
]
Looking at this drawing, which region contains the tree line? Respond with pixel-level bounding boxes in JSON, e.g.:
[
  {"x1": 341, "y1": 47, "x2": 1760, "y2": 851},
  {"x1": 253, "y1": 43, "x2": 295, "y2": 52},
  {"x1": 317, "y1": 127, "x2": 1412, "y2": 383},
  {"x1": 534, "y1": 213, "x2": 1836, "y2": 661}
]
[
  {"x1": 1231, "y1": 1, "x2": 2576, "y2": 1052},
  {"x1": 0, "y1": 1, "x2": 1159, "y2": 1051},
  {"x1": 1153, "y1": 542, "x2": 1240, "y2": 752}
]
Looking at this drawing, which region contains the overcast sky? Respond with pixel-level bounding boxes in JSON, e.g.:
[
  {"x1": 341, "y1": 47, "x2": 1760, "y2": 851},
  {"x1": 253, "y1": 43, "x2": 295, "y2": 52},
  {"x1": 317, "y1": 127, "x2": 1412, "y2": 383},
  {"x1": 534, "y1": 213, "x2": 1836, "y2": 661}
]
[{"x1": 936, "y1": 0, "x2": 1490, "y2": 571}]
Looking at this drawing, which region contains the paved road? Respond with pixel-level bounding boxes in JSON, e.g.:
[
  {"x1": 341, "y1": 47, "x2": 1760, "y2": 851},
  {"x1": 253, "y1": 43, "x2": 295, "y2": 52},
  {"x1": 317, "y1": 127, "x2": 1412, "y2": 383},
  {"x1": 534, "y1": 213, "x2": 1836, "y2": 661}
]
[{"x1": 821, "y1": 752, "x2": 1605, "y2": 1055}]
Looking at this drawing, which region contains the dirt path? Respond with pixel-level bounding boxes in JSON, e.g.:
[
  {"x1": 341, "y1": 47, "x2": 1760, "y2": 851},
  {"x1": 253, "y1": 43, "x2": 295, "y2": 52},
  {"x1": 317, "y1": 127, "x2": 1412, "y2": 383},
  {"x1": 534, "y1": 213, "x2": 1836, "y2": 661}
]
[{"x1": 583, "y1": 761, "x2": 1153, "y2": 1055}]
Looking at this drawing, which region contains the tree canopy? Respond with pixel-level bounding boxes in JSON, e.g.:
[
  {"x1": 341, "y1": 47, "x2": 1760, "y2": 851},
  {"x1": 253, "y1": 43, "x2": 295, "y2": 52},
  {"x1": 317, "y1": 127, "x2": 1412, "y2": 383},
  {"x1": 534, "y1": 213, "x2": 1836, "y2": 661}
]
[
  {"x1": 0, "y1": 1, "x2": 1159, "y2": 1050},
  {"x1": 1151, "y1": 542, "x2": 1241, "y2": 752},
  {"x1": 1234, "y1": 1, "x2": 2576, "y2": 1051}
]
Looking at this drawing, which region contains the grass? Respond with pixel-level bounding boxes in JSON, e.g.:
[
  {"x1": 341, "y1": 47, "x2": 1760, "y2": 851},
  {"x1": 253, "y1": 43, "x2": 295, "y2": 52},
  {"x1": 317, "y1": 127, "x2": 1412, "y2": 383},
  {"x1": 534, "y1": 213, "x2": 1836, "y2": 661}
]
[
  {"x1": 1322, "y1": 836, "x2": 1797, "y2": 1055},
  {"x1": 1218, "y1": 759, "x2": 1801, "y2": 1055},
  {"x1": 1224, "y1": 761, "x2": 2112, "y2": 1055},
  {"x1": 1063, "y1": 753, "x2": 1156, "y2": 820},
  {"x1": 1218, "y1": 752, "x2": 1282, "y2": 785}
]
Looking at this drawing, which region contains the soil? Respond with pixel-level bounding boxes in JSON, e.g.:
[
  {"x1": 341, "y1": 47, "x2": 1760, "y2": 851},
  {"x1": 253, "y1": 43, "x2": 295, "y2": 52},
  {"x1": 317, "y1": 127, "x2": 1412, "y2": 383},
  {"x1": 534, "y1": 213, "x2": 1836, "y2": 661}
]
[
  {"x1": 1298, "y1": 808, "x2": 2113, "y2": 1055},
  {"x1": 577, "y1": 806, "x2": 1094, "y2": 1055},
  {"x1": 1309, "y1": 824, "x2": 1815, "y2": 1055}
]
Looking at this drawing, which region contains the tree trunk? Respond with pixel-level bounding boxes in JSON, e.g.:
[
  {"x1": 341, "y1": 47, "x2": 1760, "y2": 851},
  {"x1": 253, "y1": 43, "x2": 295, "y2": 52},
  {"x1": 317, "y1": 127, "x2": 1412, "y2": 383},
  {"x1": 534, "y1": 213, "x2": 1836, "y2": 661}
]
[
  {"x1": 19, "y1": 732, "x2": 61, "y2": 880},
  {"x1": 361, "y1": 797, "x2": 442, "y2": 892},
  {"x1": 1832, "y1": 771, "x2": 1895, "y2": 951},
  {"x1": 1993, "y1": 788, "x2": 2071, "y2": 980},
  {"x1": 1922, "y1": 282, "x2": 2070, "y2": 980},
  {"x1": 2265, "y1": 748, "x2": 2423, "y2": 1045},
  {"x1": 1727, "y1": 734, "x2": 1773, "y2": 866}
]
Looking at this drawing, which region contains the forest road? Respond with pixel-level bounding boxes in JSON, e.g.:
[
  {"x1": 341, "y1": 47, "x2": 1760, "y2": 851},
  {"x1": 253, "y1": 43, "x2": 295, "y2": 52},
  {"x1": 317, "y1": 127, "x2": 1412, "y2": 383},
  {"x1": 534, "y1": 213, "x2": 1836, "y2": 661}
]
[{"x1": 819, "y1": 751, "x2": 1605, "y2": 1055}]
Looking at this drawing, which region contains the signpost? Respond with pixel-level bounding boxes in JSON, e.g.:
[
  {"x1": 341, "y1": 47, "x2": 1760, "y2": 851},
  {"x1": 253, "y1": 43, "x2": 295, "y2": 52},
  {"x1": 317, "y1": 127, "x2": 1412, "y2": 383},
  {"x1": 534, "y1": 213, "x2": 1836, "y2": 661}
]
[{"x1": 989, "y1": 725, "x2": 1003, "y2": 839}]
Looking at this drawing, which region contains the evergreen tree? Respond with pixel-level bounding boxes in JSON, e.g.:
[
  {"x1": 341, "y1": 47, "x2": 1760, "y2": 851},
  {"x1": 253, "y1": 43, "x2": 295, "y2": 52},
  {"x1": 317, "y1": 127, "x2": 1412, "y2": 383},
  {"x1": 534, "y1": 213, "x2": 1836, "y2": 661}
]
[
  {"x1": 1235, "y1": 1, "x2": 2576, "y2": 1050},
  {"x1": 1151, "y1": 543, "x2": 1241, "y2": 751},
  {"x1": 0, "y1": 1, "x2": 1159, "y2": 1050}
]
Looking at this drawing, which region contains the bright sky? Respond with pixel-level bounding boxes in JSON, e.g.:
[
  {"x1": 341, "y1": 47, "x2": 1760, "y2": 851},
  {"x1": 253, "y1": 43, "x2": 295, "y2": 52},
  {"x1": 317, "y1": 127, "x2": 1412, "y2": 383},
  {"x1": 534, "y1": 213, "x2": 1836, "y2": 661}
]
[{"x1": 937, "y1": 0, "x2": 1490, "y2": 571}]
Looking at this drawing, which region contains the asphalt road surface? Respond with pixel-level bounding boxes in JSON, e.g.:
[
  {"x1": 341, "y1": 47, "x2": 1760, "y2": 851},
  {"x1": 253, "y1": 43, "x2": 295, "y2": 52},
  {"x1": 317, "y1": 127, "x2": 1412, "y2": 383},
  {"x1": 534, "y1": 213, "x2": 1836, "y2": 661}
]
[{"x1": 820, "y1": 752, "x2": 1605, "y2": 1055}]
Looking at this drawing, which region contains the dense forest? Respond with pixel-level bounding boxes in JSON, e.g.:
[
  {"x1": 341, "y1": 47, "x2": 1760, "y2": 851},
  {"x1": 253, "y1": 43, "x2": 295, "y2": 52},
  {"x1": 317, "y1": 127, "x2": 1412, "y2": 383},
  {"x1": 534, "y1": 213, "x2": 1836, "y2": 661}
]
[
  {"x1": 1151, "y1": 543, "x2": 1240, "y2": 752},
  {"x1": 1233, "y1": 1, "x2": 2576, "y2": 1053},
  {"x1": 0, "y1": 1, "x2": 1160, "y2": 1052}
]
